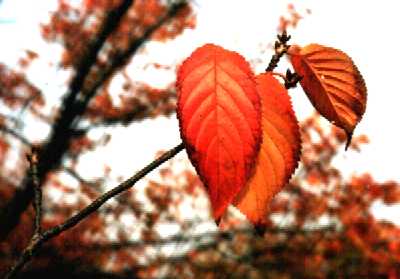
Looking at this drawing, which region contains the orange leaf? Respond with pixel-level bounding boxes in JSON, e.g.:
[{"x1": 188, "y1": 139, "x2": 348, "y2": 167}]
[
  {"x1": 233, "y1": 73, "x2": 301, "y2": 225},
  {"x1": 176, "y1": 44, "x2": 262, "y2": 219},
  {"x1": 289, "y1": 44, "x2": 367, "y2": 148}
]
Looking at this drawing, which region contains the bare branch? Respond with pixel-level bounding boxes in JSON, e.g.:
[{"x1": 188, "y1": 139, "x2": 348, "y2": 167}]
[
  {"x1": 66, "y1": 0, "x2": 135, "y2": 106},
  {"x1": 76, "y1": 1, "x2": 188, "y2": 114},
  {"x1": 26, "y1": 147, "x2": 42, "y2": 235},
  {"x1": 63, "y1": 166, "x2": 103, "y2": 188},
  {"x1": 265, "y1": 30, "x2": 291, "y2": 72},
  {"x1": 0, "y1": 125, "x2": 31, "y2": 147},
  {"x1": 5, "y1": 143, "x2": 184, "y2": 279},
  {"x1": 0, "y1": 0, "x2": 188, "y2": 242}
]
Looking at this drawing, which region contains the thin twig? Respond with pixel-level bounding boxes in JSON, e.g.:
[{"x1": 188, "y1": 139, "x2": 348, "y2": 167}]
[
  {"x1": 63, "y1": 166, "x2": 103, "y2": 187},
  {"x1": 71, "y1": 225, "x2": 337, "y2": 251},
  {"x1": 27, "y1": 147, "x2": 42, "y2": 235},
  {"x1": 271, "y1": 71, "x2": 287, "y2": 81},
  {"x1": 265, "y1": 30, "x2": 291, "y2": 72},
  {"x1": 0, "y1": 125, "x2": 31, "y2": 147},
  {"x1": 0, "y1": 113, "x2": 23, "y2": 127},
  {"x1": 5, "y1": 143, "x2": 185, "y2": 279}
]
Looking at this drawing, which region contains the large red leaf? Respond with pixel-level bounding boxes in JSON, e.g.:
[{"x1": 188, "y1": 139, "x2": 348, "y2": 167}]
[
  {"x1": 289, "y1": 44, "x2": 367, "y2": 148},
  {"x1": 176, "y1": 44, "x2": 262, "y2": 219},
  {"x1": 234, "y1": 73, "x2": 301, "y2": 225}
]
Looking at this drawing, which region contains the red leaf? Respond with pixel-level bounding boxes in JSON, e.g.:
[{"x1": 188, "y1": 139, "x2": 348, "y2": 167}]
[
  {"x1": 289, "y1": 44, "x2": 367, "y2": 148},
  {"x1": 176, "y1": 44, "x2": 262, "y2": 219},
  {"x1": 233, "y1": 73, "x2": 301, "y2": 224}
]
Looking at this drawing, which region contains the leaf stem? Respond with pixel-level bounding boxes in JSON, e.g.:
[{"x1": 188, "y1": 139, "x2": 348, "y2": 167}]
[{"x1": 271, "y1": 72, "x2": 287, "y2": 81}]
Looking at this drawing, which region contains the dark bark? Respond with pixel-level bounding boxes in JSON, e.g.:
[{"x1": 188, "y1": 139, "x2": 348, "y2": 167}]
[
  {"x1": 0, "y1": 0, "x2": 188, "y2": 242},
  {"x1": 0, "y1": 0, "x2": 135, "y2": 241}
]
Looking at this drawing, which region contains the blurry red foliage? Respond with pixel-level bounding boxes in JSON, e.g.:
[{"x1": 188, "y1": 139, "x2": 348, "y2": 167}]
[
  {"x1": 0, "y1": 1, "x2": 399, "y2": 278},
  {"x1": 278, "y1": 3, "x2": 311, "y2": 32},
  {"x1": 41, "y1": 0, "x2": 196, "y2": 69},
  {"x1": 0, "y1": 64, "x2": 43, "y2": 109}
]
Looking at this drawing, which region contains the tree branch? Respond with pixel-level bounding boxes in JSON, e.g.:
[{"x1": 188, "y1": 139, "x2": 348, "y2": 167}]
[
  {"x1": 0, "y1": 125, "x2": 31, "y2": 147},
  {"x1": 26, "y1": 147, "x2": 42, "y2": 235},
  {"x1": 5, "y1": 142, "x2": 184, "y2": 279},
  {"x1": 0, "y1": 0, "x2": 188, "y2": 242},
  {"x1": 72, "y1": 225, "x2": 337, "y2": 252},
  {"x1": 63, "y1": 166, "x2": 103, "y2": 188},
  {"x1": 265, "y1": 30, "x2": 291, "y2": 72},
  {"x1": 76, "y1": 1, "x2": 188, "y2": 115},
  {"x1": 0, "y1": 0, "x2": 134, "y2": 241},
  {"x1": 66, "y1": 0, "x2": 135, "y2": 106}
]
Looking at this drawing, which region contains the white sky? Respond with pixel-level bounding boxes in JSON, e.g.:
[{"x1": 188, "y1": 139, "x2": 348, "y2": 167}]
[{"x1": 1, "y1": 0, "x2": 400, "y2": 223}]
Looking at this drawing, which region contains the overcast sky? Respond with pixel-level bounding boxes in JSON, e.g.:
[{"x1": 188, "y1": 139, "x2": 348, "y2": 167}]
[{"x1": 1, "y1": 0, "x2": 400, "y2": 222}]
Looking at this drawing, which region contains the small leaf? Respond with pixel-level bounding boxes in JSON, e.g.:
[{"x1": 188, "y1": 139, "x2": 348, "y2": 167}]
[
  {"x1": 288, "y1": 44, "x2": 367, "y2": 148},
  {"x1": 176, "y1": 44, "x2": 262, "y2": 219},
  {"x1": 233, "y1": 73, "x2": 301, "y2": 225}
]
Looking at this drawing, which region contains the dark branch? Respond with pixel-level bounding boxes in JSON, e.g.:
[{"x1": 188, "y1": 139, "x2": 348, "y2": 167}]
[
  {"x1": 81, "y1": 91, "x2": 176, "y2": 129},
  {"x1": 66, "y1": 0, "x2": 134, "y2": 106},
  {"x1": 265, "y1": 30, "x2": 291, "y2": 72},
  {"x1": 3, "y1": 2, "x2": 189, "y2": 276},
  {"x1": 73, "y1": 225, "x2": 337, "y2": 252},
  {"x1": 63, "y1": 166, "x2": 103, "y2": 188},
  {"x1": 26, "y1": 147, "x2": 42, "y2": 235},
  {"x1": 0, "y1": 0, "x2": 188, "y2": 242},
  {"x1": 5, "y1": 143, "x2": 184, "y2": 279},
  {"x1": 0, "y1": 125, "x2": 31, "y2": 147},
  {"x1": 15, "y1": 264, "x2": 133, "y2": 279},
  {"x1": 0, "y1": 0, "x2": 134, "y2": 241},
  {"x1": 77, "y1": 1, "x2": 188, "y2": 114}
]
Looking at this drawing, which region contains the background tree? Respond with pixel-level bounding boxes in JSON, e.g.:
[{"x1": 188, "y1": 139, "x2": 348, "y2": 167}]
[{"x1": 1, "y1": 1, "x2": 399, "y2": 278}]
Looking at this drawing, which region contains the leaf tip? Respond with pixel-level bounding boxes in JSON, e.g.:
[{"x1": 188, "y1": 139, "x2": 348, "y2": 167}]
[{"x1": 344, "y1": 130, "x2": 354, "y2": 151}]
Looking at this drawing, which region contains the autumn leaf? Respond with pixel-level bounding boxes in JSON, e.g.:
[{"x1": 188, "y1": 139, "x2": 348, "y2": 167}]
[
  {"x1": 288, "y1": 44, "x2": 367, "y2": 148},
  {"x1": 176, "y1": 44, "x2": 262, "y2": 219},
  {"x1": 233, "y1": 73, "x2": 301, "y2": 225}
]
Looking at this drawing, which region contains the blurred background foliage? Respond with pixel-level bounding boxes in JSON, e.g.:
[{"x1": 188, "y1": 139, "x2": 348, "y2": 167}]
[{"x1": 0, "y1": 1, "x2": 399, "y2": 278}]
